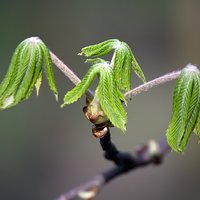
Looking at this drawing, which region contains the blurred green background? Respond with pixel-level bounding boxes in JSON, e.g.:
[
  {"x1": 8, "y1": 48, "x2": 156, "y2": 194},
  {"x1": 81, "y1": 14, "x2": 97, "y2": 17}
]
[{"x1": 0, "y1": 0, "x2": 200, "y2": 199}]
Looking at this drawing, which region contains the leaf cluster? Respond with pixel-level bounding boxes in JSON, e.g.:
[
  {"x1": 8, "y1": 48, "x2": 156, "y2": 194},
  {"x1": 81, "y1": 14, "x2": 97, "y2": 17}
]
[
  {"x1": 166, "y1": 64, "x2": 200, "y2": 152},
  {"x1": 62, "y1": 59, "x2": 127, "y2": 131},
  {"x1": 1, "y1": 37, "x2": 200, "y2": 153},
  {"x1": 63, "y1": 39, "x2": 146, "y2": 131},
  {"x1": 80, "y1": 39, "x2": 146, "y2": 91},
  {"x1": 0, "y1": 37, "x2": 58, "y2": 109}
]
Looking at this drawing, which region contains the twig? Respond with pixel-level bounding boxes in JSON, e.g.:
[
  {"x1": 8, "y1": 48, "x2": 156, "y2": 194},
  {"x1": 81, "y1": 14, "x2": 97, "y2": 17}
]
[
  {"x1": 50, "y1": 50, "x2": 183, "y2": 102},
  {"x1": 50, "y1": 50, "x2": 186, "y2": 101},
  {"x1": 49, "y1": 52, "x2": 182, "y2": 199},
  {"x1": 50, "y1": 51, "x2": 81, "y2": 85},
  {"x1": 124, "y1": 70, "x2": 181, "y2": 99},
  {"x1": 56, "y1": 128, "x2": 170, "y2": 200},
  {"x1": 50, "y1": 51, "x2": 94, "y2": 100},
  {"x1": 56, "y1": 175, "x2": 104, "y2": 200}
]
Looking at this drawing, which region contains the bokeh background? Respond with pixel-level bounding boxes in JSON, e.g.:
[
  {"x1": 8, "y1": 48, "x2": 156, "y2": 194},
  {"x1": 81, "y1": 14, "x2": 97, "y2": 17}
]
[{"x1": 0, "y1": 0, "x2": 200, "y2": 200}]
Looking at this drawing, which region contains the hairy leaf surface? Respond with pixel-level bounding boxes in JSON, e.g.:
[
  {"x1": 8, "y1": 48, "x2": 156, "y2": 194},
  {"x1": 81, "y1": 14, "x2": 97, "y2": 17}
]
[
  {"x1": 40, "y1": 43, "x2": 58, "y2": 100},
  {"x1": 0, "y1": 37, "x2": 58, "y2": 110},
  {"x1": 27, "y1": 46, "x2": 43, "y2": 98},
  {"x1": 96, "y1": 66, "x2": 127, "y2": 131},
  {"x1": 62, "y1": 60, "x2": 127, "y2": 131},
  {"x1": 112, "y1": 42, "x2": 146, "y2": 91},
  {"x1": 80, "y1": 39, "x2": 119, "y2": 57},
  {"x1": 0, "y1": 40, "x2": 27, "y2": 97},
  {"x1": 166, "y1": 65, "x2": 200, "y2": 152},
  {"x1": 124, "y1": 43, "x2": 146, "y2": 83},
  {"x1": 80, "y1": 39, "x2": 146, "y2": 93},
  {"x1": 194, "y1": 111, "x2": 200, "y2": 137},
  {"x1": 62, "y1": 63, "x2": 102, "y2": 106},
  {"x1": 112, "y1": 48, "x2": 125, "y2": 90},
  {"x1": 120, "y1": 49, "x2": 132, "y2": 91}
]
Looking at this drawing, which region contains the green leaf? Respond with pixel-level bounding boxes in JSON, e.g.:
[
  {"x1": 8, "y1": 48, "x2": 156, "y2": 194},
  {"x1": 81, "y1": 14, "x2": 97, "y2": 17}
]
[
  {"x1": 62, "y1": 62, "x2": 103, "y2": 107},
  {"x1": 112, "y1": 48, "x2": 125, "y2": 90},
  {"x1": 62, "y1": 59, "x2": 127, "y2": 131},
  {"x1": 112, "y1": 41, "x2": 146, "y2": 92},
  {"x1": 96, "y1": 66, "x2": 127, "y2": 131},
  {"x1": 124, "y1": 42, "x2": 146, "y2": 83},
  {"x1": 80, "y1": 39, "x2": 146, "y2": 92},
  {"x1": 120, "y1": 49, "x2": 132, "y2": 91},
  {"x1": 194, "y1": 74, "x2": 200, "y2": 138},
  {"x1": 26, "y1": 45, "x2": 43, "y2": 98},
  {"x1": 0, "y1": 37, "x2": 58, "y2": 110},
  {"x1": 0, "y1": 42, "x2": 29, "y2": 98},
  {"x1": 14, "y1": 43, "x2": 38, "y2": 104},
  {"x1": 85, "y1": 58, "x2": 106, "y2": 64},
  {"x1": 0, "y1": 40, "x2": 32, "y2": 91},
  {"x1": 0, "y1": 38, "x2": 41, "y2": 109},
  {"x1": 79, "y1": 39, "x2": 120, "y2": 57},
  {"x1": 194, "y1": 111, "x2": 200, "y2": 137},
  {"x1": 0, "y1": 47, "x2": 29, "y2": 102},
  {"x1": 66, "y1": 39, "x2": 146, "y2": 131},
  {"x1": 39, "y1": 43, "x2": 58, "y2": 101},
  {"x1": 166, "y1": 65, "x2": 200, "y2": 152}
]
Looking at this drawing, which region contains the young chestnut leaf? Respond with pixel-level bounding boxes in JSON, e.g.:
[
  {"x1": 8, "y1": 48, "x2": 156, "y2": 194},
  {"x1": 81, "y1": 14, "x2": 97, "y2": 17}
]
[
  {"x1": 62, "y1": 60, "x2": 127, "y2": 131},
  {"x1": 96, "y1": 66, "x2": 127, "y2": 131},
  {"x1": 0, "y1": 37, "x2": 58, "y2": 110},
  {"x1": 40, "y1": 43, "x2": 58, "y2": 100},
  {"x1": 124, "y1": 42, "x2": 146, "y2": 84},
  {"x1": 112, "y1": 42, "x2": 146, "y2": 91},
  {"x1": 79, "y1": 39, "x2": 119, "y2": 57},
  {"x1": 194, "y1": 111, "x2": 200, "y2": 137},
  {"x1": 79, "y1": 39, "x2": 146, "y2": 92},
  {"x1": 166, "y1": 64, "x2": 200, "y2": 152},
  {"x1": 61, "y1": 61, "x2": 103, "y2": 107}
]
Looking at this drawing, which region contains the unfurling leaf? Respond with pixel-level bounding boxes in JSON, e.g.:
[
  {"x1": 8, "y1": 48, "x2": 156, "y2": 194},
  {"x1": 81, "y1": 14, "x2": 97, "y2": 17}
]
[
  {"x1": 64, "y1": 38, "x2": 146, "y2": 131},
  {"x1": 0, "y1": 37, "x2": 58, "y2": 110},
  {"x1": 40, "y1": 43, "x2": 58, "y2": 100},
  {"x1": 113, "y1": 45, "x2": 134, "y2": 91},
  {"x1": 79, "y1": 39, "x2": 119, "y2": 57},
  {"x1": 125, "y1": 42, "x2": 146, "y2": 83},
  {"x1": 79, "y1": 39, "x2": 146, "y2": 92},
  {"x1": 96, "y1": 66, "x2": 127, "y2": 131},
  {"x1": 194, "y1": 112, "x2": 200, "y2": 137},
  {"x1": 112, "y1": 41, "x2": 146, "y2": 91},
  {"x1": 62, "y1": 60, "x2": 127, "y2": 132},
  {"x1": 62, "y1": 62, "x2": 102, "y2": 107},
  {"x1": 166, "y1": 64, "x2": 200, "y2": 152}
]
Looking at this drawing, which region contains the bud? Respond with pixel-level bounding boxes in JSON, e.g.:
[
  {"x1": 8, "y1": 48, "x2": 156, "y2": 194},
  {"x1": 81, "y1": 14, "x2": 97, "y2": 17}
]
[{"x1": 83, "y1": 96, "x2": 109, "y2": 125}]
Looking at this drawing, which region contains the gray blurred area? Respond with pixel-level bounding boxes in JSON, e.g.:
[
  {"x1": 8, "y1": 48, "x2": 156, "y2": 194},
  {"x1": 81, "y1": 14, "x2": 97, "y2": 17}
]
[{"x1": 0, "y1": 0, "x2": 200, "y2": 199}]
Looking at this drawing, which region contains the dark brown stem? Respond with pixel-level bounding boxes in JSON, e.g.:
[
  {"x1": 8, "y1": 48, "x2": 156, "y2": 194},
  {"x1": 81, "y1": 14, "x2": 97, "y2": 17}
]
[
  {"x1": 56, "y1": 129, "x2": 170, "y2": 200},
  {"x1": 48, "y1": 51, "x2": 180, "y2": 200}
]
